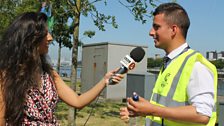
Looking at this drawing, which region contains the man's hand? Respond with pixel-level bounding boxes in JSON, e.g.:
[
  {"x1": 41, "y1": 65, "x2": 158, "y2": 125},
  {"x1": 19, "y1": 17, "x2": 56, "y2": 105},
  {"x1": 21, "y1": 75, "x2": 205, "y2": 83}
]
[
  {"x1": 120, "y1": 96, "x2": 156, "y2": 123},
  {"x1": 127, "y1": 96, "x2": 156, "y2": 116},
  {"x1": 126, "y1": 96, "x2": 210, "y2": 125}
]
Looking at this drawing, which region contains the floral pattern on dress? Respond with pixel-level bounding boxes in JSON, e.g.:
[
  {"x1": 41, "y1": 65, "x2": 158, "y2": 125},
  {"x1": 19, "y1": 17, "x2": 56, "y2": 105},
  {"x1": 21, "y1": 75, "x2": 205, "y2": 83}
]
[{"x1": 22, "y1": 72, "x2": 59, "y2": 126}]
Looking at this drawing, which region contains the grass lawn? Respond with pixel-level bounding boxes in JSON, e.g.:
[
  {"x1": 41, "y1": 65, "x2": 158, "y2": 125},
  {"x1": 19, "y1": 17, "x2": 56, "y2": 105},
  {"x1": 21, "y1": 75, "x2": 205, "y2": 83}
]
[
  {"x1": 55, "y1": 79, "x2": 145, "y2": 126},
  {"x1": 55, "y1": 100, "x2": 145, "y2": 126}
]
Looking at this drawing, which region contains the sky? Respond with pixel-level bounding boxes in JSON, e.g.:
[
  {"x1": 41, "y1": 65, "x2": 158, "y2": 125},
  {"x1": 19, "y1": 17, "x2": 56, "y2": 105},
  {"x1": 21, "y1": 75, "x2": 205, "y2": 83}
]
[{"x1": 49, "y1": 0, "x2": 224, "y2": 62}]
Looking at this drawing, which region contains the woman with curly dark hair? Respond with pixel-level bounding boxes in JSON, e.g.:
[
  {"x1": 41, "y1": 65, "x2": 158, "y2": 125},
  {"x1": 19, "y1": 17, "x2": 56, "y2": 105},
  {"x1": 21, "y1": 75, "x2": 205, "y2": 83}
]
[{"x1": 0, "y1": 12, "x2": 123, "y2": 125}]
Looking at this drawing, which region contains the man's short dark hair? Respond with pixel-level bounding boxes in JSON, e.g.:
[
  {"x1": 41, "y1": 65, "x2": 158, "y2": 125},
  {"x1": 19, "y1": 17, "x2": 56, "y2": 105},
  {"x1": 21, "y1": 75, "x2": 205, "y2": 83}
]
[{"x1": 153, "y1": 3, "x2": 190, "y2": 38}]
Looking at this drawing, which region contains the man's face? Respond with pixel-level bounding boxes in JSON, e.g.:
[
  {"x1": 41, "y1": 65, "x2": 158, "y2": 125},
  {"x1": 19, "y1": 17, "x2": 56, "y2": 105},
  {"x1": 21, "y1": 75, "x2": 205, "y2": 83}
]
[{"x1": 149, "y1": 13, "x2": 173, "y2": 50}]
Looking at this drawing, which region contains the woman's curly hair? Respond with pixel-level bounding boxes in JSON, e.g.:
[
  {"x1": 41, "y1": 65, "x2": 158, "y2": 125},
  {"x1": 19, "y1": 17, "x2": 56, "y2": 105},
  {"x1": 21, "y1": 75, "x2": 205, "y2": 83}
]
[{"x1": 0, "y1": 12, "x2": 53, "y2": 125}]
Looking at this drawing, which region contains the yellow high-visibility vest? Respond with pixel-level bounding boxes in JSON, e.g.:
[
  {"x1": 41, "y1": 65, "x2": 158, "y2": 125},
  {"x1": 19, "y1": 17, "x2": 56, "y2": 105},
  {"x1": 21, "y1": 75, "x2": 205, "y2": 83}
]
[{"x1": 146, "y1": 49, "x2": 217, "y2": 126}]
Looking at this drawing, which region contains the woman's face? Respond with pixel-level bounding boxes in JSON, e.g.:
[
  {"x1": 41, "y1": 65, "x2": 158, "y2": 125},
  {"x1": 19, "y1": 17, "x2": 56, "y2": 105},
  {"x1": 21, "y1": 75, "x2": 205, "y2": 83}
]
[{"x1": 38, "y1": 32, "x2": 53, "y2": 55}]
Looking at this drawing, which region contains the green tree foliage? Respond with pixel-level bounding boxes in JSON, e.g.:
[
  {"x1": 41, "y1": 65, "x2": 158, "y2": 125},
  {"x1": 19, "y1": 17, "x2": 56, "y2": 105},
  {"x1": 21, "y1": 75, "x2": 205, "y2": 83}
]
[
  {"x1": 147, "y1": 58, "x2": 163, "y2": 68},
  {"x1": 83, "y1": 30, "x2": 95, "y2": 38},
  {"x1": 120, "y1": 0, "x2": 176, "y2": 24},
  {"x1": 49, "y1": 0, "x2": 73, "y2": 72},
  {"x1": 210, "y1": 59, "x2": 224, "y2": 69},
  {"x1": 0, "y1": 1, "x2": 15, "y2": 37},
  {"x1": 0, "y1": 0, "x2": 39, "y2": 38},
  {"x1": 81, "y1": 0, "x2": 118, "y2": 31}
]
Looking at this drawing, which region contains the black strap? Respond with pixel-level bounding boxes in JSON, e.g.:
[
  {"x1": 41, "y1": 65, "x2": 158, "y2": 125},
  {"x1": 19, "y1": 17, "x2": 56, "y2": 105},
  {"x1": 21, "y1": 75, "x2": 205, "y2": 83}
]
[
  {"x1": 162, "y1": 118, "x2": 164, "y2": 126},
  {"x1": 162, "y1": 56, "x2": 170, "y2": 72},
  {"x1": 173, "y1": 46, "x2": 190, "y2": 59}
]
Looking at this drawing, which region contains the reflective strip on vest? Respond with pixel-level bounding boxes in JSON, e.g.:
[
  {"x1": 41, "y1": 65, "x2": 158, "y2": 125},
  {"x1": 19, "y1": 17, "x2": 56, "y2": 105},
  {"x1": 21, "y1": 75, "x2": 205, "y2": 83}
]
[
  {"x1": 146, "y1": 50, "x2": 217, "y2": 126},
  {"x1": 151, "y1": 51, "x2": 197, "y2": 107},
  {"x1": 146, "y1": 118, "x2": 164, "y2": 126}
]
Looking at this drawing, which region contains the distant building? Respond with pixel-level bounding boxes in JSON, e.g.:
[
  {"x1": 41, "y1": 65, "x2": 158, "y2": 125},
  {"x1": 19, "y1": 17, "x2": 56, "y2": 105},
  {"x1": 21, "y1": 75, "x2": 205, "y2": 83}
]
[
  {"x1": 206, "y1": 51, "x2": 217, "y2": 60},
  {"x1": 61, "y1": 60, "x2": 71, "y2": 66},
  {"x1": 218, "y1": 51, "x2": 224, "y2": 60},
  {"x1": 81, "y1": 42, "x2": 148, "y2": 100},
  {"x1": 206, "y1": 51, "x2": 224, "y2": 60}
]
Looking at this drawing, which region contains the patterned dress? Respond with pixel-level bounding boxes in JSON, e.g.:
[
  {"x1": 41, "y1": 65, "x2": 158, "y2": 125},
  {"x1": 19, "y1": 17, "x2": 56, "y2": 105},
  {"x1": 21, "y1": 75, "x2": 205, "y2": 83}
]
[{"x1": 22, "y1": 72, "x2": 60, "y2": 126}]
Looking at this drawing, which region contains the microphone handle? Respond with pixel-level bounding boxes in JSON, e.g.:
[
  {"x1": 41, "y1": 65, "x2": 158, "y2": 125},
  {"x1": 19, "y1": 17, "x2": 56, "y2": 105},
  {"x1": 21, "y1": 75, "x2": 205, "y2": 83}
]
[{"x1": 109, "y1": 65, "x2": 128, "y2": 85}]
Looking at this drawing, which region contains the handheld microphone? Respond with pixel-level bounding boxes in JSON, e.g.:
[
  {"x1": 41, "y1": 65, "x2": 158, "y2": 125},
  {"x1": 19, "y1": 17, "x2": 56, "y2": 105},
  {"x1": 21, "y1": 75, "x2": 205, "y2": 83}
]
[
  {"x1": 109, "y1": 47, "x2": 145, "y2": 85},
  {"x1": 132, "y1": 92, "x2": 139, "y2": 101}
]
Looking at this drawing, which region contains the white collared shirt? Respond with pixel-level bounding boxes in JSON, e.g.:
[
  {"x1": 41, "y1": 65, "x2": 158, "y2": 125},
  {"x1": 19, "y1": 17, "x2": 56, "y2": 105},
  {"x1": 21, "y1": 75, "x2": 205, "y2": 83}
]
[
  {"x1": 166, "y1": 42, "x2": 214, "y2": 117},
  {"x1": 166, "y1": 42, "x2": 189, "y2": 66}
]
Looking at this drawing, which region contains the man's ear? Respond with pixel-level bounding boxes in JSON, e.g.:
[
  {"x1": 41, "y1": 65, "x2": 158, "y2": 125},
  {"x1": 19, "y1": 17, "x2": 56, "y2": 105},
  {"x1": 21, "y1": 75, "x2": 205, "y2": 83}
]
[{"x1": 170, "y1": 25, "x2": 178, "y2": 38}]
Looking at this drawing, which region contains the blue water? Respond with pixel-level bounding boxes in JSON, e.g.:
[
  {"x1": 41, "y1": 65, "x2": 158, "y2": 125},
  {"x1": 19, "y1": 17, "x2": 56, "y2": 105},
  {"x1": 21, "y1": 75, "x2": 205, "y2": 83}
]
[{"x1": 54, "y1": 66, "x2": 81, "y2": 78}]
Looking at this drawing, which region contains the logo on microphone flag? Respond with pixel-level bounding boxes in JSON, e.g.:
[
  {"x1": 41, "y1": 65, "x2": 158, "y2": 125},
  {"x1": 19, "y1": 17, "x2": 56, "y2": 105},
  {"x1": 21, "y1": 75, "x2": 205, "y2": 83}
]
[
  {"x1": 120, "y1": 55, "x2": 136, "y2": 70},
  {"x1": 128, "y1": 62, "x2": 136, "y2": 70}
]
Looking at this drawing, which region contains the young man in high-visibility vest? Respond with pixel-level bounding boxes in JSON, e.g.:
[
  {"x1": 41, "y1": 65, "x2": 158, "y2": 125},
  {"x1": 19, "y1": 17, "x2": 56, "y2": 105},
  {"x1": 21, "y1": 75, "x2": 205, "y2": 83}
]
[{"x1": 120, "y1": 2, "x2": 217, "y2": 126}]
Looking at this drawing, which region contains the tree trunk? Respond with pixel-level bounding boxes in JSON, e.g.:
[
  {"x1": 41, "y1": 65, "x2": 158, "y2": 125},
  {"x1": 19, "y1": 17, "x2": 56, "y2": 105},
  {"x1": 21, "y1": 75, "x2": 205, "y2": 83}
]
[
  {"x1": 57, "y1": 38, "x2": 62, "y2": 73},
  {"x1": 68, "y1": 0, "x2": 81, "y2": 125}
]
